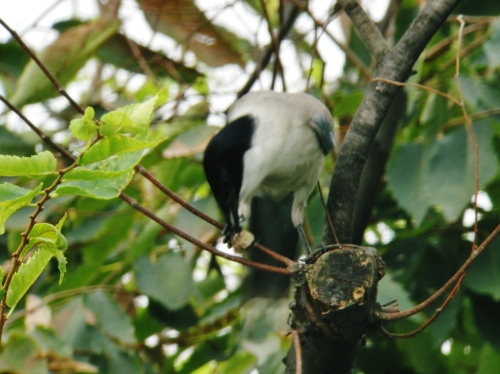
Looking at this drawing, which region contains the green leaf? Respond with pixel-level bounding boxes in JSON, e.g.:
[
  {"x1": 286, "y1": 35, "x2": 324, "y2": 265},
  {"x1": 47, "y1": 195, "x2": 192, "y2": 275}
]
[
  {"x1": 55, "y1": 168, "x2": 134, "y2": 199},
  {"x1": 85, "y1": 290, "x2": 136, "y2": 344},
  {"x1": 484, "y1": 20, "x2": 500, "y2": 69},
  {"x1": 134, "y1": 252, "x2": 193, "y2": 310},
  {"x1": 6, "y1": 248, "x2": 52, "y2": 308},
  {"x1": 96, "y1": 34, "x2": 202, "y2": 83},
  {"x1": 0, "y1": 183, "x2": 43, "y2": 235},
  {"x1": 99, "y1": 111, "x2": 137, "y2": 136},
  {"x1": 55, "y1": 212, "x2": 67, "y2": 232},
  {"x1": 79, "y1": 135, "x2": 162, "y2": 165},
  {"x1": 69, "y1": 107, "x2": 98, "y2": 141},
  {"x1": 54, "y1": 251, "x2": 67, "y2": 285},
  {"x1": 112, "y1": 92, "x2": 166, "y2": 134},
  {"x1": 0, "y1": 42, "x2": 30, "y2": 79},
  {"x1": 470, "y1": 293, "x2": 500, "y2": 349},
  {"x1": 0, "y1": 126, "x2": 36, "y2": 156},
  {"x1": 0, "y1": 333, "x2": 47, "y2": 374},
  {"x1": 216, "y1": 351, "x2": 257, "y2": 374},
  {"x1": 377, "y1": 272, "x2": 414, "y2": 313},
  {"x1": 0, "y1": 151, "x2": 56, "y2": 177},
  {"x1": 388, "y1": 122, "x2": 498, "y2": 223},
  {"x1": 9, "y1": 20, "x2": 119, "y2": 107},
  {"x1": 22, "y1": 222, "x2": 68, "y2": 285},
  {"x1": 31, "y1": 327, "x2": 73, "y2": 359},
  {"x1": 387, "y1": 142, "x2": 428, "y2": 223},
  {"x1": 453, "y1": 0, "x2": 500, "y2": 16},
  {"x1": 459, "y1": 76, "x2": 500, "y2": 111},
  {"x1": 464, "y1": 236, "x2": 500, "y2": 300},
  {"x1": 477, "y1": 344, "x2": 500, "y2": 374},
  {"x1": 28, "y1": 222, "x2": 67, "y2": 252}
]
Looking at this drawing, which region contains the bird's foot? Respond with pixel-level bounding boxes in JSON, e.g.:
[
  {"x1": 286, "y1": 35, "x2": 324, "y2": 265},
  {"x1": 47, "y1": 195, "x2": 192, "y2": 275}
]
[
  {"x1": 297, "y1": 224, "x2": 312, "y2": 254},
  {"x1": 222, "y1": 225, "x2": 242, "y2": 248}
]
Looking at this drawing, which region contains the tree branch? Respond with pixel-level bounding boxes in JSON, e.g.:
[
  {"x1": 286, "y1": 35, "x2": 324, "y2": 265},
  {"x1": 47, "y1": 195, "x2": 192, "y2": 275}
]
[
  {"x1": 325, "y1": 0, "x2": 463, "y2": 245},
  {"x1": 337, "y1": 0, "x2": 390, "y2": 61}
]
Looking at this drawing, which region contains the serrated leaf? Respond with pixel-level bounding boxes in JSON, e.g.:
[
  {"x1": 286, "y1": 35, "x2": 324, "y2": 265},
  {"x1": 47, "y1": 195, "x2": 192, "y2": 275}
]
[
  {"x1": 6, "y1": 249, "x2": 52, "y2": 308},
  {"x1": 89, "y1": 151, "x2": 145, "y2": 172},
  {"x1": 28, "y1": 218, "x2": 68, "y2": 285},
  {"x1": 112, "y1": 92, "x2": 166, "y2": 133},
  {"x1": 0, "y1": 183, "x2": 43, "y2": 235},
  {"x1": 55, "y1": 251, "x2": 67, "y2": 285},
  {"x1": 55, "y1": 212, "x2": 67, "y2": 232},
  {"x1": 69, "y1": 107, "x2": 98, "y2": 141},
  {"x1": 9, "y1": 20, "x2": 119, "y2": 107},
  {"x1": 0, "y1": 151, "x2": 56, "y2": 177},
  {"x1": 134, "y1": 252, "x2": 193, "y2": 310},
  {"x1": 55, "y1": 168, "x2": 134, "y2": 199},
  {"x1": 79, "y1": 135, "x2": 162, "y2": 165},
  {"x1": 29, "y1": 222, "x2": 67, "y2": 252},
  {"x1": 99, "y1": 111, "x2": 136, "y2": 137}
]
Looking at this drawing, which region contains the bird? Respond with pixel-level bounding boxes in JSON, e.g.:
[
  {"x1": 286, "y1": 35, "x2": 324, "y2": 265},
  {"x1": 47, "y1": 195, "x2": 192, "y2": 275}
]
[{"x1": 203, "y1": 91, "x2": 334, "y2": 254}]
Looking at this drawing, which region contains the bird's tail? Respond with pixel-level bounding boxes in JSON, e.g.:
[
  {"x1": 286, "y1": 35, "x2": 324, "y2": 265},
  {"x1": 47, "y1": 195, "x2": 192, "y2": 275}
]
[{"x1": 243, "y1": 196, "x2": 298, "y2": 298}]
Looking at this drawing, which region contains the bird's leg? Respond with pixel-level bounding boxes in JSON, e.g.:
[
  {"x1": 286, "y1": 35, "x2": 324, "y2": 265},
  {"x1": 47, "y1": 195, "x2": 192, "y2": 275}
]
[{"x1": 297, "y1": 224, "x2": 312, "y2": 254}]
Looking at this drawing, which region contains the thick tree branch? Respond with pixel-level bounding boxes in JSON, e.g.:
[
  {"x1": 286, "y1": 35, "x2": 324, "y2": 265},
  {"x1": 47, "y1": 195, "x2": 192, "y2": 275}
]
[
  {"x1": 351, "y1": 91, "x2": 405, "y2": 245},
  {"x1": 337, "y1": 0, "x2": 390, "y2": 60},
  {"x1": 325, "y1": 0, "x2": 462, "y2": 245}
]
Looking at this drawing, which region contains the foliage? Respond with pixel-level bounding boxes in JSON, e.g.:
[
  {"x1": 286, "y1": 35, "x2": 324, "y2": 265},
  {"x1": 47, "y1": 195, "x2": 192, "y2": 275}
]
[{"x1": 0, "y1": 0, "x2": 500, "y2": 373}]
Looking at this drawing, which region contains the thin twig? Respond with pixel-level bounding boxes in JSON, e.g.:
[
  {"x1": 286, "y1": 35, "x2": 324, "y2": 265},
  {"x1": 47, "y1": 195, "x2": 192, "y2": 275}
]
[
  {"x1": 317, "y1": 181, "x2": 339, "y2": 245},
  {"x1": 377, "y1": 17, "x2": 490, "y2": 323},
  {"x1": 455, "y1": 15, "x2": 479, "y2": 252},
  {"x1": 135, "y1": 165, "x2": 295, "y2": 266},
  {"x1": 291, "y1": 329, "x2": 303, "y2": 374},
  {"x1": 0, "y1": 18, "x2": 84, "y2": 114},
  {"x1": 259, "y1": 0, "x2": 286, "y2": 91},
  {"x1": 443, "y1": 108, "x2": 500, "y2": 130},
  {"x1": 119, "y1": 192, "x2": 291, "y2": 274},
  {"x1": 372, "y1": 78, "x2": 460, "y2": 105},
  {"x1": 0, "y1": 94, "x2": 291, "y2": 275},
  {"x1": 380, "y1": 273, "x2": 465, "y2": 338},
  {"x1": 378, "y1": 224, "x2": 500, "y2": 321},
  {"x1": 424, "y1": 20, "x2": 489, "y2": 62},
  {"x1": 237, "y1": 5, "x2": 299, "y2": 97},
  {"x1": 290, "y1": 0, "x2": 372, "y2": 81}
]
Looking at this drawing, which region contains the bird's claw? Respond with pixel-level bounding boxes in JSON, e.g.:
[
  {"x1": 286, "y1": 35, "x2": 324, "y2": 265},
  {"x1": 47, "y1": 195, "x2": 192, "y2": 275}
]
[{"x1": 222, "y1": 225, "x2": 242, "y2": 248}]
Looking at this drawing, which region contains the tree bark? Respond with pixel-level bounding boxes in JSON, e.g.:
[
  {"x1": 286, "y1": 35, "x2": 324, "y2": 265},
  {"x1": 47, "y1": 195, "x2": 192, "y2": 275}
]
[{"x1": 285, "y1": 0, "x2": 463, "y2": 372}]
